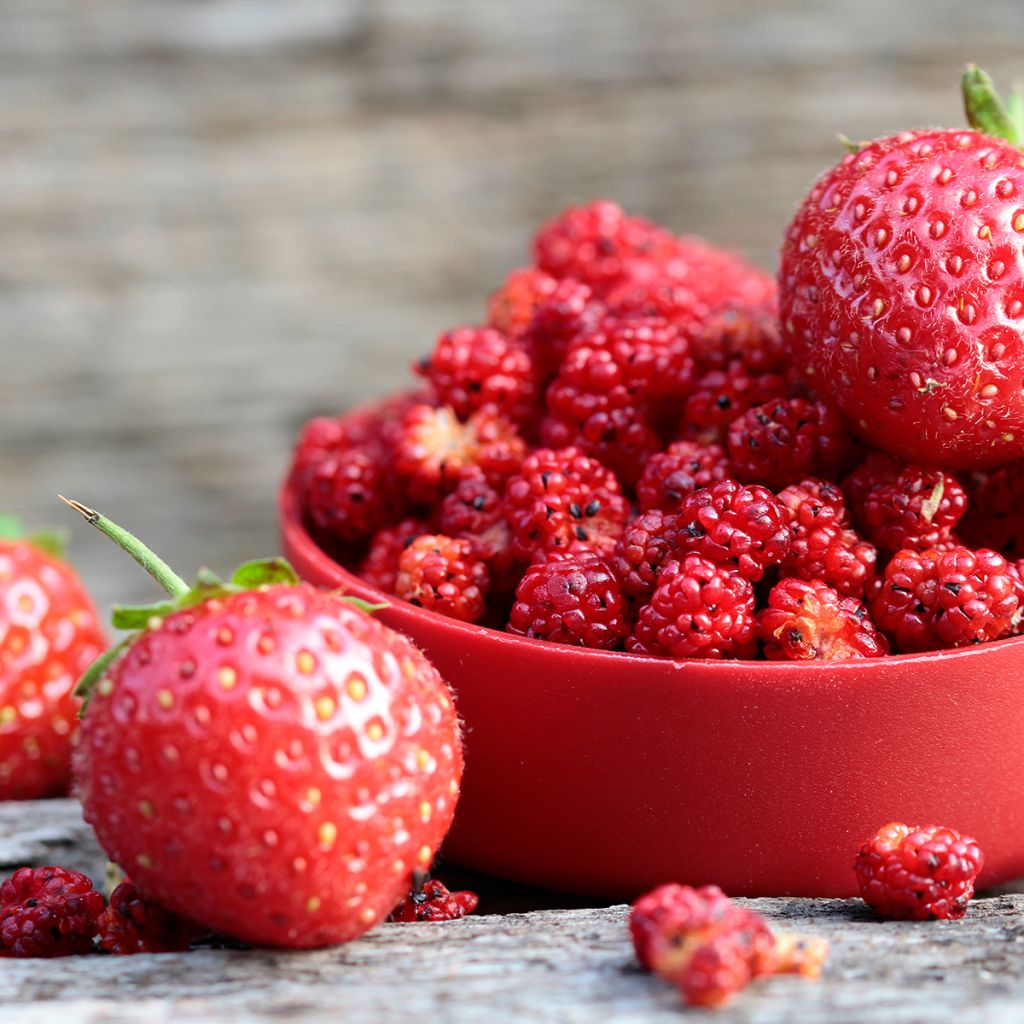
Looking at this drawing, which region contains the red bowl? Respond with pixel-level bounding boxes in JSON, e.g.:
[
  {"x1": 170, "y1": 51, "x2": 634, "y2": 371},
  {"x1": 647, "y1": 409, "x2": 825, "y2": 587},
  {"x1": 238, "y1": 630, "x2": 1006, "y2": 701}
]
[{"x1": 280, "y1": 479, "x2": 1024, "y2": 899}]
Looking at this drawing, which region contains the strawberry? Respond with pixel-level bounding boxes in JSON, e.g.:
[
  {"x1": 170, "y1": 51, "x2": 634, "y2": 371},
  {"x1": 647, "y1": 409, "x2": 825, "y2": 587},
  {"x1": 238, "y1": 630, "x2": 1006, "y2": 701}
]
[
  {"x1": 61, "y1": 498, "x2": 462, "y2": 949},
  {"x1": 779, "y1": 67, "x2": 1024, "y2": 469},
  {"x1": 0, "y1": 517, "x2": 105, "y2": 800}
]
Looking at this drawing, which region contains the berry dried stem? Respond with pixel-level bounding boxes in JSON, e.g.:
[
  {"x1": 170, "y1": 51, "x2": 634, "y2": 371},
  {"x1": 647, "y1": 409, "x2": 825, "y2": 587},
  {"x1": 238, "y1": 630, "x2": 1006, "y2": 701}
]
[{"x1": 58, "y1": 496, "x2": 190, "y2": 600}]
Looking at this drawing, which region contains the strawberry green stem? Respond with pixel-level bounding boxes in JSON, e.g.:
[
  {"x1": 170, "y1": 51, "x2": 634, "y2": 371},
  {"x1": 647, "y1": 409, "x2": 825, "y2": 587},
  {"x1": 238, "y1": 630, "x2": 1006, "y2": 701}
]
[
  {"x1": 58, "y1": 496, "x2": 190, "y2": 600},
  {"x1": 962, "y1": 64, "x2": 1021, "y2": 146}
]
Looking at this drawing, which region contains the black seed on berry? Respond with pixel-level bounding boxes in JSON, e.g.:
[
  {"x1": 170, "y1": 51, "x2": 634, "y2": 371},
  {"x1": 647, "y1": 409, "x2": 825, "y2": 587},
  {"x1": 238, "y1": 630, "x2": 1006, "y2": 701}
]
[
  {"x1": 585, "y1": 500, "x2": 601, "y2": 517},
  {"x1": 575, "y1": 527, "x2": 589, "y2": 542},
  {"x1": 569, "y1": 503, "x2": 583, "y2": 519}
]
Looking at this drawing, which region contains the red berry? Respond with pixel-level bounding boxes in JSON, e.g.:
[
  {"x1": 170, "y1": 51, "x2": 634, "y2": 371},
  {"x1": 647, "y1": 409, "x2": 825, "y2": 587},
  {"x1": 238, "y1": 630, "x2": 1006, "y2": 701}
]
[
  {"x1": 76, "y1": 579, "x2": 462, "y2": 949},
  {"x1": 604, "y1": 280, "x2": 704, "y2": 336},
  {"x1": 419, "y1": 326, "x2": 537, "y2": 426},
  {"x1": 610, "y1": 510, "x2": 687, "y2": 604},
  {"x1": 871, "y1": 545, "x2": 1019, "y2": 652},
  {"x1": 660, "y1": 234, "x2": 778, "y2": 312},
  {"x1": 0, "y1": 866, "x2": 104, "y2": 958},
  {"x1": 674, "y1": 480, "x2": 791, "y2": 583},
  {"x1": 487, "y1": 267, "x2": 558, "y2": 336},
  {"x1": 1008, "y1": 561, "x2": 1024, "y2": 636},
  {"x1": 636, "y1": 442, "x2": 732, "y2": 513},
  {"x1": 676, "y1": 933, "x2": 754, "y2": 1008},
  {"x1": 628, "y1": 556, "x2": 757, "y2": 660},
  {"x1": 305, "y1": 446, "x2": 401, "y2": 544},
  {"x1": 389, "y1": 879, "x2": 479, "y2": 922},
  {"x1": 769, "y1": 932, "x2": 830, "y2": 978},
  {"x1": 959, "y1": 461, "x2": 1024, "y2": 560},
  {"x1": 358, "y1": 519, "x2": 428, "y2": 594},
  {"x1": 396, "y1": 535, "x2": 490, "y2": 623},
  {"x1": 779, "y1": 126, "x2": 1024, "y2": 469},
  {"x1": 439, "y1": 474, "x2": 518, "y2": 592},
  {"x1": 0, "y1": 534, "x2": 105, "y2": 800},
  {"x1": 727, "y1": 398, "x2": 850, "y2": 491},
  {"x1": 521, "y1": 278, "x2": 602, "y2": 381},
  {"x1": 777, "y1": 477, "x2": 849, "y2": 526},
  {"x1": 854, "y1": 822, "x2": 983, "y2": 921},
  {"x1": 504, "y1": 447, "x2": 629, "y2": 563},
  {"x1": 507, "y1": 552, "x2": 628, "y2": 650},
  {"x1": 688, "y1": 302, "x2": 788, "y2": 375},
  {"x1": 682, "y1": 360, "x2": 789, "y2": 444},
  {"x1": 758, "y1": 579, "x2": 888, "y2": 660},
  {"x1": 96, "y1": 881, "x2": 191, "y2": 954}
]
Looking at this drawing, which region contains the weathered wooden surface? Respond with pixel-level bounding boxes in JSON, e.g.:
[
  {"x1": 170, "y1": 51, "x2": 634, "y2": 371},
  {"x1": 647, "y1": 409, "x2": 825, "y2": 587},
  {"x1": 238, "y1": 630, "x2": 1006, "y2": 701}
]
[
  {"x1": 2, "y1": 801, "x2": 1024, "y2": 1023},
  {"x1": 4, "y1": 0, "x2": 1024, "y2": 614}
]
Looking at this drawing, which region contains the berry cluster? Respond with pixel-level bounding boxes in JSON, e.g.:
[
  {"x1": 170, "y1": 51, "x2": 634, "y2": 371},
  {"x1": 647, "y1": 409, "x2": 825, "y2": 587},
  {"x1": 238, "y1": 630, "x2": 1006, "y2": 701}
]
[
  {"x1": 291, "y1": 199, "x2": 1024, "y2": 660},
  {"x1": 630, "y1": 883, "x2": 828, "y2": 1007}
]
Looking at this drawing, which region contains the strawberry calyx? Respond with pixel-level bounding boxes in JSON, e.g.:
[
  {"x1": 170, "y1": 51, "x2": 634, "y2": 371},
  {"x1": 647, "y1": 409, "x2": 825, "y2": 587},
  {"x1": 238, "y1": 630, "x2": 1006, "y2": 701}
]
[
  {"x1": 0, "y1": 513, "x2": 70, "y2": 561},
  {"x1": 962, "y1": 64, "x2": 1024, "y2": 146},
  {"x1": 60, "y1": 496, "x2": 385, "y2": 712}
]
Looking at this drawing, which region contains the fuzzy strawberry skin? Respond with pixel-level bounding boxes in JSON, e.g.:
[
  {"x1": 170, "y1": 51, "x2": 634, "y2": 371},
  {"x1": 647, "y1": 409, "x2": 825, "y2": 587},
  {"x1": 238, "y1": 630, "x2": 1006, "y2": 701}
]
[
  {"x1": 75, "y1": 584, "x2": 462, "y2": 949},
  {"x1": 780, "y1": 128, "x2": 1024, "y2": 469},
  {"x1": 0, "y1": 540, "x2": 105, "y2": 800}
]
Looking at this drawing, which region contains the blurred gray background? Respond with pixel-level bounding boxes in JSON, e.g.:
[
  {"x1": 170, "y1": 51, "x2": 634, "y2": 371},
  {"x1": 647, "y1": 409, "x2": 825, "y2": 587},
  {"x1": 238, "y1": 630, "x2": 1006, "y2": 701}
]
[{"x1": 3, "y1": 0, "x2": 1023, "y2": 612}]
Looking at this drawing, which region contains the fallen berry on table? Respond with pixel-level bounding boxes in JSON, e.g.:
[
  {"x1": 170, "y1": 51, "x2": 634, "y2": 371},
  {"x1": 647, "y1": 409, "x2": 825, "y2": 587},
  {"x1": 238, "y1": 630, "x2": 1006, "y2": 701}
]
[
  {"x1": 96, "y1": 881, "x2": 191, "y2": 955},
  {"x1": 388, "y1": 880, "x2": 479, "y2": 922},
  {"x1": 0, "y1": 866, "x2": 105, "y2": 958},
  {"x1": 854, "y1": 822, "x2": 983, "y2": 921},
  {"x1": 769, "y1": 931, "x2": 830, "y2": 977}
]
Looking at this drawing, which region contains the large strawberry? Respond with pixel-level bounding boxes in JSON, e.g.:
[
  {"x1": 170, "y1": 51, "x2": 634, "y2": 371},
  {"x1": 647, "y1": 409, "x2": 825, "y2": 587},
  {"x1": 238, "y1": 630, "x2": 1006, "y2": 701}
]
[
  {"x1": 0, "y1": 516, "x2": 105, "y2": 800},
  {"x1": 779, "y1": 67, "x2": 1024, "y2": 470},
  {"x1": 62, "y1": 497, "x2": 462, "y2": 949}
]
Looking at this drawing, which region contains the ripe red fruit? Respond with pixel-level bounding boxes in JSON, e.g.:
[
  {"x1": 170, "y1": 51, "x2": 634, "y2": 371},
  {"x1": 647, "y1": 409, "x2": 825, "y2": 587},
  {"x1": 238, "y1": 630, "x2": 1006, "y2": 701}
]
[
  {"x1": 677, "y1": 934, "x2": 754, "y2": 1008},
  {"x1": 64, "y1": 499, "x2": 462, "y2": 950},
  {"x1": 358, "y1": 518, "x2": 427, "y2": 595},
  {"x1": 610, "y1": 510, "x2": 688, "y2": 604},
  {"x1": 871, "y1": 545, "x2": 1018, "y2": 651},
  {"x1": 487, "y1": 267, "x2": 558, "y2": 336},
  {"x1": 757, "y1": 579, "x2": 888, "y2": 660},
  {"x1": 305, "y1": 446, "x2": 401, "y2": 545},
  {"x1": 96, "y1": 881, "x2": 191, "y2": 954},
  {"x1": 682, "y1": 359, "x2": 789, "y2": 444},
  {"x1": 395, "y1": 534, "x2": 490, "y2": 623},
  {"x1": 0, "y1": 866, "x2": 105, "y2": 958},
  {"x1": 628, "y1": 556, "x2": 757, "y2": 660},
  {"x1": 779, "y1": 69, "x2": 1024, "y2": 469},
  {"x1": 507, "y1": 552, "x2": 628, "y2": 650},
  {"x1": 636, "y1": 442, "x2": 732, "y2": 513},
  {"x1": 389, "y1": 879, "x2": 479, "y2": 922},
  {"x1": 0, "y1": 521, "x2": 105, "y2": 800},
  {"x1": 959, "y1": 460, "x2": 1024, "y2": 560},
  {"x1": 687, "y1": 302, "x2": 788, "y2": 376},
  {"x1": 854, "y1": 822, "x2": 983, "y2": 920},
  {"x1": 521, "y1": 278, "x2": 602, "y2": 382}
]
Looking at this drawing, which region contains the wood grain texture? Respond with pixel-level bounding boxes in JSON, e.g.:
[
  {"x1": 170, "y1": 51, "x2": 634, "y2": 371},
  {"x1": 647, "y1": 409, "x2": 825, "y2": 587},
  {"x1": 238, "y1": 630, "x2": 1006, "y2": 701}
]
[
  {"x1": 3, "y1": 800, "x2": 1024, "y2": 1023},
  {"x1": 2, "y1": 0, "x2": 1023, "y2": 616}
]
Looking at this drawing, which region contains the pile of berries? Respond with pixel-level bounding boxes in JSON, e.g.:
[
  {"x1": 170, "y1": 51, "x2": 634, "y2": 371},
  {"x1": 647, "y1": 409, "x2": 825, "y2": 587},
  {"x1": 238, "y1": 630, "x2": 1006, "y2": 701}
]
[{"x1": 291, "y1": 198, "x2": 1023, "y2": 660}]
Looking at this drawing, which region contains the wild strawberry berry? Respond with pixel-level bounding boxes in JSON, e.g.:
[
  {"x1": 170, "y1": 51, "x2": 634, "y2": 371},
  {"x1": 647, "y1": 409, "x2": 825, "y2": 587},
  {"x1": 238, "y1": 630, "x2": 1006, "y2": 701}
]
[
  {"x1": 674, "y1": 480, "x2": 791, "y2": 583},
  {"x1": 389, "y1": 880, "x2": 479, "y2": 922},
  {"x1": 395, "y1": 535, "x2": 490, "y2": 623},
  {"x1": 358, "y1": 519, "x2": 427, "y2": 595},
  {"x1": 959, "y1": 461, "x2": 1024, "y2": 561},
  {"x1": 777, "y1": 477, "x2": 849, "y2": 526},
  {"x1": 610, "y1": 510, "x2": 687, "y2": 604},
  {"x1": 682, "y1": 360, "x2": 789, "y2": 443},
  {"x1": 659, "y1": 234, "x2": 778, "y2": 311},
  {"x1": 395, "y1": 405, "x2": 527, "y2": 502},
  {"x1": 521, "y1": 278, "x2": 602, "y2": 381},
  {"x1": 504, "y1": 447, "x2": 629, "y2": 563},
  {"x1": 727, "y1": 398, "x2": 850, "y2": 491},
  {"x1": 487, "y1": 267, "x2": 558, "y2": 336},
  {"x1": 628, "y1": 556, "x2": 757, "y2": 660},
  {"x1": 854, "y1": 822, "x2": 983, "y2": 921},
  {"x1": 96, "y1": 881, "x2": 191, "y2": 954},
  {"x1": 676, "y1": 933, "x2": 754, "y2": 1008},
  {"x1": 872, "y1": 545, "x2": 1019, "y2": 652},
  {"x1": 418, "y1": 326, "x2": 537, "y2": 426},
  {"x1": 507, "y1": 552, "x2": 628, "y2": 649},
  {"x1": 0, "y1": 866, "x2": 105, "y2": 958},
  {"x1": 603, "y1": 279, "x2": 704, "y2": 335},
  {"x1": 0, "y1": 524, "x2": 105, "y2": 801},
  {"x1": 305, "y1": 446, "x2": 401, "y2": 545},
  {"x1": 439, "y1": 475, "x2": 518, "y2": 593},
  {"x1": 636, "y1": 442, "x2": 732, "y2": 513},
  {"x1": 687, "y1": 302, "x2": 788, "y2": 375},
  {"x1": 533, "y1": 199, "x2": 674, "y2": 296},
  {"x1": 758, "y1": 579, "x2": 888, "y2": 660}
]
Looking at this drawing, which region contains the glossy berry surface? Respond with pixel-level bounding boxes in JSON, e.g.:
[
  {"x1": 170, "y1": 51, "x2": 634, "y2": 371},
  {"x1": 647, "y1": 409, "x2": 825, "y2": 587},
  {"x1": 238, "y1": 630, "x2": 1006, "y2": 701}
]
[
  {"x1": 388, "y1": 879, "x2": 479, "y2": 922},
  {"x1": 0, "y1": 539, "x2": 105, "y2": 800},
  {"x1": 507, "y1": 552, "x2": 628, "y2": 649},
  {"x1": 779, "y1": 128, "x2": 1024, "y2": 469},
  {"x1": 75, "y1": 584, "x2": 463, "y2": 949},
  {"x1": 0, "y1": 866, "x2": 104, "y2": 958},
  {"x1": 358, "y1": 519, "x2": 426, "y2": 595},
  {"x1": 395, "y1": 534, "x2": 490, "y2": 623},
  {"x1": 96, "y1": 881, "x2": 191, "y2": 954},
  {"x1": 305, "y1": 447, "x2": 400, "y2": 544},
  {"x1": 487, "y1": 267, "x2": 558, "y2": 336},
  {"x1": 636, "y1": 441, "x2": 731, "y2": 513},
  {"x1": 610, "y1": 509, "x2": 688, "y2": 604},
  {"x1": 854, "y1": 822, "x2": 983, "y2": 920}
]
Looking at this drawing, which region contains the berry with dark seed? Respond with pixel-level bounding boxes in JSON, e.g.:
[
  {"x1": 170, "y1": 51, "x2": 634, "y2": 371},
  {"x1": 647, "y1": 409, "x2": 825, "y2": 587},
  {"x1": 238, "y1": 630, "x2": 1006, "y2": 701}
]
[
  {"x1": 358, "y1": 519, "x2": 428, "y2": 595},
  {"x1": 682, "y1": 359, "x2": 789, "y2": 443},
  {"x1": 777, "y1": 478, "x2": 849, "y2": 526},
  {"x1": 395, "y1": 535, "x2": 490, "y2": 623},
  {"x1": 96, "y1": 881, "x2": 191, "y2": 954},
  {"x1": 603, "y1": 280, "x2": 704, "y2": 335},
  {"x1": 305, "y1": 446, "x2": 401, "y2": 544},
  {"x1": 439, "y1": 475, "x2": 518, "y2": 593},
  {"x1": 854, "y1": 822, "x2": 983, "y2": 921},
  {"x1": 674, "y1": 480, "x2": 791, "y2": 583},
  {"x1": 507, "y1": 551, "x2": 628, "y2": 649},
  {"x1": 757, "y1": 579, "x2": 888, "y2": 660},
  {"x1": 871, "y1": 545, "x2": 1019, "y2": 651},
  {"x1": 521, "y1": 278, "x2": 603, "y2": 381},
  {"x1": 610, "y1": 510, "x2": 687, "y2": 604},
  {"x1": 395, "y1": 405, "x2": 527, "y2": 502},
  {"x1": 687, "y1": 302, "x2": 788, "y2": 375},
  {"x1": 389, "y1": 880, "x2": 479, "y2": 922},
  {"x1": 487, "y1": 267, "x2": 558, "y2": 336},
  {"x1": 659, "y1": 234, "x2": 778, "y2": 311},
  {"x1": 628, "y1": 556, "x2": 757, "y2": 660},
  {"x1": 0, "y1": 866, "x2": 104, "y2": 958},
  {"x1": 958, "y1": 461, "x2": 1024, "y2": 560},
  {"x1": 727, "y1": 398, "x2": 850, "y2": 491},
  {"x1": 504, "y1": 447, "x2": 629, "y2": 562},
  {"x1": 0, "y1": 521, "x2": 105, "y2": 801},
  {"x1": 636, "y1": 442, "x2": 732, "y2": 513},
  {"x1": 418, "y1": 326, "x2": 537, "y2": 426}
]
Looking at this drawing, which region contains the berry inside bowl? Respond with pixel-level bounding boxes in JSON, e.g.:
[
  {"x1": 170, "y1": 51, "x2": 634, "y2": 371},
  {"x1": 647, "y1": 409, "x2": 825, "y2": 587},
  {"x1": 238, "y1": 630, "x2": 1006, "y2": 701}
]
[{"x1": 280, "y1": 475, "x2": 1024, "y2": 899}]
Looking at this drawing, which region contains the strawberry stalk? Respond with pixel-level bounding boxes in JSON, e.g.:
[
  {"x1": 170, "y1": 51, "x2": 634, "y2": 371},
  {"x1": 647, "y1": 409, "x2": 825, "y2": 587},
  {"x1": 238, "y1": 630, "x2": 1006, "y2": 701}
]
[{"x1": 962, "y1": 64, "x2": 1024, "y2": 146}]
